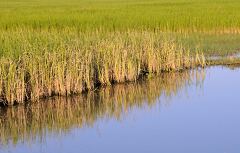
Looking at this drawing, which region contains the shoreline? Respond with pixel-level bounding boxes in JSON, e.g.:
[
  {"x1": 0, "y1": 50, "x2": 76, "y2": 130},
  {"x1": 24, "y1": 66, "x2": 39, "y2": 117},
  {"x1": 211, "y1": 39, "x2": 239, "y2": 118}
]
[{"x1": 2, "y1": 57, "x2": 240, "y2": 107}]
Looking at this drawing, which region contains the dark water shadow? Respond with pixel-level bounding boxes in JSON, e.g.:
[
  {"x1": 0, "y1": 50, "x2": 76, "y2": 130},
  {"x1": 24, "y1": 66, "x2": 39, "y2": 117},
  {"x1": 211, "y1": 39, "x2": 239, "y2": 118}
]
[{"x1": 0, "y1": 69, "x2": 205, "y2": 146}]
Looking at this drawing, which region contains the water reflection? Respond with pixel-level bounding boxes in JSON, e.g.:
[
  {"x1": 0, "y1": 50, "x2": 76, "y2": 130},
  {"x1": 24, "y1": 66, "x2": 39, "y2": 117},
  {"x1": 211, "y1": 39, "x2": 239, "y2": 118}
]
[{"x1": 0, "y1": 69, "x2": 205, "y2": 146}]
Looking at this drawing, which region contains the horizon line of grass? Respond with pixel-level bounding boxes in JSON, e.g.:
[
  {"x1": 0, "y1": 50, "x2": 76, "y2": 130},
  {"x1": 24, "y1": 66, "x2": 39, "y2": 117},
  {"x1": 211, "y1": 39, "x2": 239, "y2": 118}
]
[{"x1": 2, "y1": 0, "x2": 240, "y2": 34}]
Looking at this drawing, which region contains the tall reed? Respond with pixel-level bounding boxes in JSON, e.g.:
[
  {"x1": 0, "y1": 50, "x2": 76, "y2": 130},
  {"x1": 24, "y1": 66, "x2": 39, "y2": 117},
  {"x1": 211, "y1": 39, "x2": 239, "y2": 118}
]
[{"x1": 0, "y1": 31, "x2": 205, "y2": 105}]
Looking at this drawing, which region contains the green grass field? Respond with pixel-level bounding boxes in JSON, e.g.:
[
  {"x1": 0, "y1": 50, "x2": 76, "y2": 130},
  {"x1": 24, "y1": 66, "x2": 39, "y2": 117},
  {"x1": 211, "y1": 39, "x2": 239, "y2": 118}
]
[
  {"x1": 1, "y1": 0, "x2": 240, "y2": 56},
  {"x1": 0, "y1": 0, "x2": 239, "y2": 105},
  {"x1": 1, "y1": 0, "x2": 240, "y2": 33}
]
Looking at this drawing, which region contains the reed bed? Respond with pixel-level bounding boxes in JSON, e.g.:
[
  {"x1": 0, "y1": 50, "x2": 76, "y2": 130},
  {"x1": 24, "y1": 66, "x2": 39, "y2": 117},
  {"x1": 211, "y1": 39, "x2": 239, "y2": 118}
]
[
  {"x1": 0, "y1": 30, "x2": 205, "y2": 105},
  {"x1": 0, "y1": 69, "x2": 205, "y2": 145}
]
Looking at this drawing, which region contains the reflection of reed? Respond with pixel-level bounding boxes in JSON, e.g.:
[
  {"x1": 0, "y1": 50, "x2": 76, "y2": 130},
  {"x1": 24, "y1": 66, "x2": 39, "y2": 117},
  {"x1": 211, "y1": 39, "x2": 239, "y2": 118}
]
[{"x1": 0, "y1": 69, "x2": 205, "y2": 145}]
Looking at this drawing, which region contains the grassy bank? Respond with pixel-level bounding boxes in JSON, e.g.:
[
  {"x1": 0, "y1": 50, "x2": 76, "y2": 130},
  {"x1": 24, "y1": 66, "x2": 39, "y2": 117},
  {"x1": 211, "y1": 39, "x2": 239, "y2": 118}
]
[{"x1": 0, "y1": 30, "x2": 205, "y2": 105}]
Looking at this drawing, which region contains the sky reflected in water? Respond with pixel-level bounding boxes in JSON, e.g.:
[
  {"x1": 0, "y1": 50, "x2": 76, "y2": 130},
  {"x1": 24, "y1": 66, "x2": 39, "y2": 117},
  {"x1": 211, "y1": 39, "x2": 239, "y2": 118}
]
[{"x1": 0, "y1": 66, "x2": 240, "y2": 153}]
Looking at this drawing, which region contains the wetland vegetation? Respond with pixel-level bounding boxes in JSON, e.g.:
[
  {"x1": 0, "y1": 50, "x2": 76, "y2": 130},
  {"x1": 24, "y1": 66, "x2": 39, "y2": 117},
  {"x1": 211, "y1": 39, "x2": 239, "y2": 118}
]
[{"x1": 0, "y1": 0, "x2": 239, "y2": 104}]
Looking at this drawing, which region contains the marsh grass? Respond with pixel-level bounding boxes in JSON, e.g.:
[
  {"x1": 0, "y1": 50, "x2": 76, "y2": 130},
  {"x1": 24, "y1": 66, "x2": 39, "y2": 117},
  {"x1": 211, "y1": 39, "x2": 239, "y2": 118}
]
[
  {"x1": 1, "y1": 0, "x2": 225, "y2": 105},
  {"x1": 0, "y1": 30, "x2": 205, "y2": 105}
]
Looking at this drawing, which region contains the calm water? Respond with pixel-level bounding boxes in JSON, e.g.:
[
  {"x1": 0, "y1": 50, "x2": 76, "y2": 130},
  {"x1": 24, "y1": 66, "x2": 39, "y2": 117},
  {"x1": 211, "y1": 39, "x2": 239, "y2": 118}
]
[{"x1": 0, "y1": 66, "x2": 240, "y2": 153}]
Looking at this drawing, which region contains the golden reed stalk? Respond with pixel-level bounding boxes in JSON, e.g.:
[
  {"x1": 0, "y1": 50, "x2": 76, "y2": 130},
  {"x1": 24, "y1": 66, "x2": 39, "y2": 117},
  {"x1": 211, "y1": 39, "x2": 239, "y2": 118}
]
[{"x1": 0, "y1": 31, "x2": 205, "y2": 105}]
